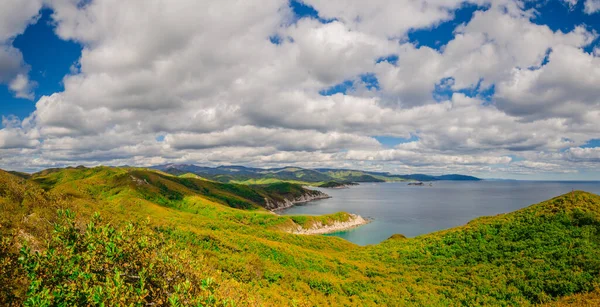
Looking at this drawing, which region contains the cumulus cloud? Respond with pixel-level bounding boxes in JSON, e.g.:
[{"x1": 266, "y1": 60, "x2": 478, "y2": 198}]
[
  {"x1": 0, "y1": 0, "x2": 598, "y2": 178},
  {"x1": 0, "y1": 0, "x2": 42, "y2": 42},
  {"x1": 584, "y1": 0, "x2": 600, "y2": 14},
  {"x1": 344, "y1": 148, "x2": 512, "y2": 166},
  {"x1": 495, "y1": 45, "x2": 600, "y2": 120},
  {"x1": 300, "y1": 0, "x2": 488, "y2": 38},
  {"x1": 373, "y1": 3, "x2": 595, "y2": 108},
  {"x1": 165, "y1": 126, "x2": 381, "y2": 152},
  {"x1": 565, "y1": 147, "x2": 600, "y2": 162},
  {"x1": 0, "y1": 0, "x2": 41, "y2": 98},
  {"x1": 0, "y1": 116, "x2": 39, "y2": 149},
  {"x1": 9, "y1": 73, "x2": 36, "y2": 99},
  {"x1": 445, "y1": 8, "x2": 594, "y2": 89},
  {"x1": 561, "y1": 0, "x2": 579, "y2": 9}
]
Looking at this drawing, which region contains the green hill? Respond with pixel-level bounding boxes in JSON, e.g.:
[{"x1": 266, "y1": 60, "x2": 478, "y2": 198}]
[
  {"x1": 153, "y1": 164, "x2": 480, "y2": 185},
  {"x1": 1, "y1": 167, "x2": 599, "y2": 306}
]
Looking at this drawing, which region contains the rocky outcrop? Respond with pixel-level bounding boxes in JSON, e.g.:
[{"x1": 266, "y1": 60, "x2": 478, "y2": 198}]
[
  {"x1": 266, "y1": 191, "x2": 331, "y2": 211},
  {"x1": 289, "y1": 214, "x2": 369, "y2": 235},
  {"x1": 130, "y1": 175, "x2": 149, "y2": 186}
]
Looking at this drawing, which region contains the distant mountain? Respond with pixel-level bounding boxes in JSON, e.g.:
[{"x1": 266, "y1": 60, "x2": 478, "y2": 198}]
[
  {"x1": 152, "y1": 164, "x2": 481, "y2": 184},
  {"x1": 436, "y1": 174, "x2": 481, "y2": 181}
]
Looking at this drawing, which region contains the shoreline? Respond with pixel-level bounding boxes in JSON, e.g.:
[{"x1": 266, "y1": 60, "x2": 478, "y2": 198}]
[
  {"x1": 268, "y1": 194, "x2": 331, "y2": 212},
  {"x1": 289, "y1": 214, "x2": 370, "y2": 235},
  {"x1": 270, "y1": 185, "x2": 369, "y2": 235}
]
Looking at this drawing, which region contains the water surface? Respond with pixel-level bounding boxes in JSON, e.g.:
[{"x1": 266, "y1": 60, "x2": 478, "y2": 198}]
[{"x1": 280, "y1": 181, "x2": 600, "y2": 245}]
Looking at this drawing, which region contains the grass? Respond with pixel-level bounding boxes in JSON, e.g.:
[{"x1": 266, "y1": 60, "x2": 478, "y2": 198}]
[
  {"x1": 230, "y1": 178, "x2": 325, "y2": 186},
  {"x1": 1, "y1": 167, "x2": 600, "y2": 306},
  {"x1": 289, "y1": 212, "x2": 353, "y2": 229},
  {"x1": 163, "y1": 166, "x2": 413, "y2": 185}
]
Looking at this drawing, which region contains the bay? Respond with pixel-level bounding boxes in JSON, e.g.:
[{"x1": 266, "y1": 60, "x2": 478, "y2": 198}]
[{"x1": 279, "y1": 181, "x2": 600, "y2": 245}]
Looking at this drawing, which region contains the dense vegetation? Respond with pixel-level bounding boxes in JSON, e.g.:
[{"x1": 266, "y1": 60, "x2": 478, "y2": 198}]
[
  {"x1": 319, "y1": 181, "x2": 349, "y2": 188},
  {"x1": 154, "y1": 164, "x2": 480, "y2": 185},
  {"x1": 1, "y1": 167, "x2": 599, "y2": 306},
  {"x1": 29, "y1": 166, "x2": 327, "y2": 212}
]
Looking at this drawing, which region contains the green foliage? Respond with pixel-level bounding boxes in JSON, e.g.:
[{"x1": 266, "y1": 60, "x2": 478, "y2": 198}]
[
  {"x1": 259, "y1": 182, "x2": 325, "y2": 201},
  {"x1": 2, "y1": 168, "x2": 600, "y2": 306},
  {"x1": 0, "y1": 234, "x2": 27, "y2": 305},
  {"x1": 359, "y1": 191, "x2": 600, "y2": 305},
  {"x1": 325, "y1": 171, "x2": 385, "y2": 183},
  {"x1": 318, "y1": 181, "x2": 348, "y2": 188},
  {"x1": 161, "y1": 165, "x2": 418, "y2": 184},
  {"x1": 17, "y1": 210, "x2": 231, "y2": 306}
]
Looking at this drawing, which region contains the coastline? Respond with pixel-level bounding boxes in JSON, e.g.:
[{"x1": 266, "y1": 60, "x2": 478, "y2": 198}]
[
  {"x1": 289, "y1": 214, "x2": 370, "y2": 235},
  {"x1": 268, "y1": 194, "x2": 331, "y2": 211},
  {"x1": 270, "y1": 185, "x2": 369, "y2": 235}
]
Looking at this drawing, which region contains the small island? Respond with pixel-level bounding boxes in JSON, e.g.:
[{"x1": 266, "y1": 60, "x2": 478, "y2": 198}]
[{"x1": 407, "y1": 181, "x2": 433, "y2": 186}]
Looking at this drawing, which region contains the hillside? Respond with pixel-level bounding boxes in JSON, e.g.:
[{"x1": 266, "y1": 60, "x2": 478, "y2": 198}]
[
  {"x1": 1, "y1": 167, "x2": 599, "y2": 306},
  {"x1": 318, "y1": 181, "x2": 358, "y2": 188},
  {"x1": 154, "y1": 164, "x2": 481, "y2": 185},
  {"x1": 28, "y1": 166, "x2": 329, "y2": 211},
  {"x1": 389, "y1": 173, "x2": 482, "y2": 182}
]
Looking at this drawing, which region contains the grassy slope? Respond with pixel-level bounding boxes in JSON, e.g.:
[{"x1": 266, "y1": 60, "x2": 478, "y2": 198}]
[
  {"x1": 230, "y1": 178, "x2": 324, "y2": 186},
  {"x1": 30, "y1": 167, "x2": 327, "y2": 211},
  {"x1": 0, "y1": 168, "x2": 369, "y2": 306},
  {"x1": 546, "y1": 288, "x2": 600, "y2": 306},
  {"x1": 165, "y1": 166, "x2": 413, "y2": 185},
  {"x1": 2, "y1": 167, "x2": 600, "y2": 306},
  {"x1": 358, "y1": 191, "x2": 600, "y2": 305},
  {"x1": 318, "y1": 181, "x2": 348, "y2": 188}
]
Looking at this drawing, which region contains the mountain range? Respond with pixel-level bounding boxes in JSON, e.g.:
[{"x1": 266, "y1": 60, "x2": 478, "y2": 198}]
[{"x1": 152, "y1": 164, "x2": 481, "y2": 185}]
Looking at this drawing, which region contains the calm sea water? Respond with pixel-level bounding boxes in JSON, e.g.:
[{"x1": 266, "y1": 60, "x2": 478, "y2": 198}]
[{"x1": 280, "y1": 181, "x2": 600, "y2": 246}]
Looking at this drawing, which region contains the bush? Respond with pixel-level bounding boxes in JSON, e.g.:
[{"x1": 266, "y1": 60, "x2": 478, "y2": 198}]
[{"x1": 17, "y1": 210, "x2": 230, "y2": 306}]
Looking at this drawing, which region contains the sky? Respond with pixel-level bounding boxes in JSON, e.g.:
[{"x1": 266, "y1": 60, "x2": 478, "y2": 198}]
[{"x1": 0, "y1": 0, "x2": 600, "y2": 180}]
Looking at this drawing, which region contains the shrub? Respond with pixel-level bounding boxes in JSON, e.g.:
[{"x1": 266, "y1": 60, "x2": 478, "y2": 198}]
[{"x1": 17, "y1": 210, "x2": 230, "y2": 306}]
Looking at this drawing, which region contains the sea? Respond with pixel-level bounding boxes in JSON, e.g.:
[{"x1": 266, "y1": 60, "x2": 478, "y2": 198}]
[{"x1": 279, "y1": 181, "x2": 600, "y2": 246}]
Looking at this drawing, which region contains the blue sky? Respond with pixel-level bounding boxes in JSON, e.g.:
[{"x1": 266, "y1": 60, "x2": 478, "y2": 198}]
[
  {"x1": 1, "y1": 9, "x2": 80, "y2": 119},
  {"x1": 1, "y1": 0, "x2": 600, "y2": 179},
  {"x1": 4, "y1": 1, "x2": 598, "y2": 120}
]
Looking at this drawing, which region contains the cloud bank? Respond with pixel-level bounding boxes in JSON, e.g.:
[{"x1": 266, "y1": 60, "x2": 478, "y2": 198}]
[{"x1": 0, "y1": 0, "x2": 599, "y2": 179}]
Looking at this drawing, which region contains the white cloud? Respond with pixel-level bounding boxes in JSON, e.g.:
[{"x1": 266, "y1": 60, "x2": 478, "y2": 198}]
[
  {"x1": 562, "y1": 0, "x2": 579, "y2": 9},
  {"x1": 165, "y1": 126, "x2": 381, "y2": 151},
  {"x1": 0, "y1": 0, "x2": 598, "y2": 178},
  {"x1": 344, "y1": 148, "x2": 512, "y2": 166},
  {"x1": 0, "y1": 116, "x2": 39, "y2": 149},
  {"x1": 444, "y1": 8, "x2": 594, "y2": 90},
  {"x1": 565, "y1": 147, "x2": 600, "y2": 162},
  {"x1": 375, "y1": 44, "x2": 445, "y2": 107},
  {"x1": 372, "y1": 3, "x2": 595, "y2": 108},
  {"x1": 584, "y1": 0, "x2": 600, "y2": 14},
  {"x1": 300, "y1": 0, "x2": 490, "y2": 38},
  {"x1": 0, "y1": 0, "x2": 42, "y2": 42},
  {"x1": 0, "y1": 45, "x2": 25, "y2": 82},
  {"x1": 9, "y1": 73, "x2": 36, "y2": 99},
  {"x1": 495, "y1": 45, "x2": 600, "y2": 119},
  {"x1": 0, "y1": 0, "x2": 41, "y2": 98},
  {"x1": 283, "y1": 19, "x2": 398, "y2": 86}
]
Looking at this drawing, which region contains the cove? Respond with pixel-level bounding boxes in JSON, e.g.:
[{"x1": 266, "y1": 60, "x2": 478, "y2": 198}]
[{"x1": 280, "y1": 181, "x2": 600, "y2": 245}]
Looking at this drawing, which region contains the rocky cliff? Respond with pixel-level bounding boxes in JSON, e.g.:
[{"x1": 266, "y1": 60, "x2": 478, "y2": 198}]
[{"x1": 265, "y1": 190, "x2": 331, "y2": 211}]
